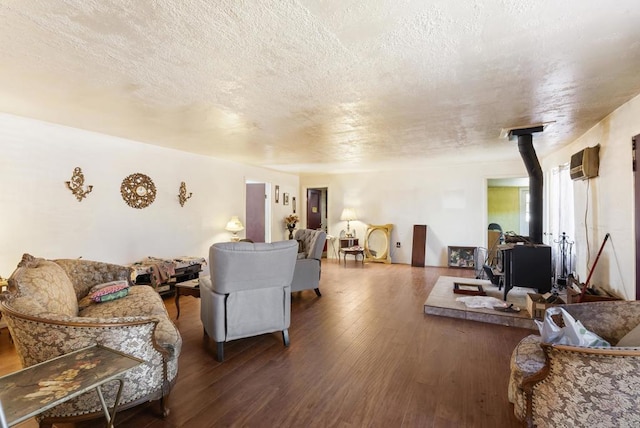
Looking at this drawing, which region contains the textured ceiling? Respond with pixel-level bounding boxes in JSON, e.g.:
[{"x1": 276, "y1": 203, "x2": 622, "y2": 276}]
[{"x1": 2, "y1": 1, "x2": 640, "y2": 173}]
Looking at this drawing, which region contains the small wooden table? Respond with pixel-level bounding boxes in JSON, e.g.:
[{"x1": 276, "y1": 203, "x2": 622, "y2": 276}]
[
  {"x1": 175, "y1": 279, "x2": 200, "y2": 318},
  {"x1": 340, "y1": 246, "x2": 365, "y2": 266},
  {"x1": 0, "y1": 345, "x2": 143, "y2": 428}
]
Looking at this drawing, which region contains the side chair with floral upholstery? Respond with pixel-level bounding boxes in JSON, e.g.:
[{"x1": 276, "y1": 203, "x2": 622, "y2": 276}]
[
  {"x1": 0, "y1": 254, "x2": 181, "y2": 428},
  {"x1": 509, "y1": 300, "x2": 640, "y2": 427}
]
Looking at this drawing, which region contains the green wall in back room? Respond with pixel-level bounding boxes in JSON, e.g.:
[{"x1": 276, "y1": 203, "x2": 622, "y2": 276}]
[{"x1": 487, "y1": 187, "x2": 520, "y2": 233}]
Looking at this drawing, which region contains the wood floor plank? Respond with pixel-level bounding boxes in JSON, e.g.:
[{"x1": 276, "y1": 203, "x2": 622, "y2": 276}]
[{"x1": 0, "y1": 262, "x2": 529, "y2": 427}]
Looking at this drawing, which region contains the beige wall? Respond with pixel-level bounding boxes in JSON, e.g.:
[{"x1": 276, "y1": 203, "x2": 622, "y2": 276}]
[
  {"x1": 300, "y1": 160, "x2": 528, "y2": 267},
  {"x1": 542, "y1": 93, "x2": 640, "y2": 300},
  {"x1": 0, "y1": 113, "x2": 299, "y2": 275}
]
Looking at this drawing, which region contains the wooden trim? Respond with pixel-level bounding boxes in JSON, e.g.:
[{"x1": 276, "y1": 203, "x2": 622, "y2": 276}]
[
  {"x1": 0, "y1": 301, "x2": 158, "y2": 328},
  {"x1": 549, "y1": 343, "x2": 640, "y2": 357}
]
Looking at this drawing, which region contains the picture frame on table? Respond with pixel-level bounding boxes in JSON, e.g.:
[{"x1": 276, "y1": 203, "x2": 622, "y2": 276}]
[{"x1": 447, "y1": 246, "x2": 476, "y2": 269}]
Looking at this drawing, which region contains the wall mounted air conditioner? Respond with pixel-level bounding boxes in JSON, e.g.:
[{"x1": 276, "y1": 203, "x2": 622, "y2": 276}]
[{"x1": 570, "y1": 145, "x2": 600, "y2": 180}]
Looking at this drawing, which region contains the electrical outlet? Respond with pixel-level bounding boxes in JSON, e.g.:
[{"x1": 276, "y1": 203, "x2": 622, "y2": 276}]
[{"x1": 396, "y1": 242, "x2": 401, "y2": 248}]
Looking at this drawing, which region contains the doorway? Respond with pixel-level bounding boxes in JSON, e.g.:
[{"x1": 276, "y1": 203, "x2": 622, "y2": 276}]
[
  {"x1": 306, "y1": 187, "x2": 328, "y2": 254},
  {"x1": 306, "y1": 188, "x2": 327, "y2": 231},
  {"x1": 245, "y1": 181, "x2": 271, "y2": 243},
  {"x1": 487, "y1": 177, "x2": 530, "y2": 238}
]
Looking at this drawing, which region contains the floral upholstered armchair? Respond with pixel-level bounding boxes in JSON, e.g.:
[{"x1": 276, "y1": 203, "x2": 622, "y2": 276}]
[
  {"x1": 0, "y1": 254, "x2": 182, "y2": 428},
  {"x1": 509, "y1": 301, "x2": 640, "y2": 427}
]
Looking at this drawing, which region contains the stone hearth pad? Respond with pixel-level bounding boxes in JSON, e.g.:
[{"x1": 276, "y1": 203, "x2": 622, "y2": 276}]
[{"x1": 424, "y1": 275, "x2": 539, "y2": 330}]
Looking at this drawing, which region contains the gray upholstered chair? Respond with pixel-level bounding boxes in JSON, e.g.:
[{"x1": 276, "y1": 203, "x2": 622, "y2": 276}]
[
  {"x1": 199, "y1": 240, "x2": 298, "y2": 362},
  {"x1": 291, "y1": 229, "x2": 327, "y2": 297}
]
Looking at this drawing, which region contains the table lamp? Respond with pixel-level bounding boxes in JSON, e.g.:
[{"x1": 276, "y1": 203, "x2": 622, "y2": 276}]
[
  {"x1": 225, "y1": 216, "x2": 244, "y2": 242},
  {"x1": 340, "y1": 208, "x2": 358, "y2": 238}
]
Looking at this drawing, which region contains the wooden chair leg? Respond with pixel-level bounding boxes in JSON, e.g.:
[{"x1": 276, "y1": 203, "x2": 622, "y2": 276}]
[
  {"x1": 160, "y1": 393, "x2": 171, "y2": 417},
  {"x1": 216, "y1": 341, "x2": 224, "y2": 362},
  {"x1": 282, "y1": 329, "x2": 290, "y2": 347}
]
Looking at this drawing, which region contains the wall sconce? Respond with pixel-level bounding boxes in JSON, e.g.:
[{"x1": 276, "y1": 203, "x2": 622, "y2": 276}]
[
  {"x1": 225, "y1": 216, "x2": 245, "y2": 241},
  {"x1": 65, "y1": 167, "x2": 93, "y2": 202},
  {"x1": 178, "y1": 181, "x2": 193, "y2": 207},
  {"x1": 340, "y1": 208, "x2": 358, "y2": 238}
]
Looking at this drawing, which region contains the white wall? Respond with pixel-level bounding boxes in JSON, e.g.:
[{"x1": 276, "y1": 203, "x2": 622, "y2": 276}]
[
  {"x1": 300, "y1": 160, "x2": 528, "y2": 266},
  {"x1": 0, "y1": 114, "x2": 298, "y2": 276},
  {"x1": 300, "y1": 93, "x2": 640, "y2": 300},
  {"x1": 542, "y1": 93, "x2": 640, "y2": 300}
]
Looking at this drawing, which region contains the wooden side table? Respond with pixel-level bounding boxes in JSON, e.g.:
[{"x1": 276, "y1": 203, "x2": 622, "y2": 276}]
[
  {"x1": 175, "y1": 279, "x2": 200, "y2": 319},
  {"x1": 0, "y1": 345, "x2": 143, "y2": 428}
]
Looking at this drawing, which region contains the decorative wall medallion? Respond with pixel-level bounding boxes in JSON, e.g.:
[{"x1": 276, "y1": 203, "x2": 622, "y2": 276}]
[
  {"x1": 178, "y1": 181, "x2": 192, "y2": 207},
  {"x1": 121, "y1": 173, "x2": 156, "y2": 209}
]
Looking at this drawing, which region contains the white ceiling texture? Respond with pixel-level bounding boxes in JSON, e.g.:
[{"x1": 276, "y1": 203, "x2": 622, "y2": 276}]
[{"x1": 1, "y1": 1, "x2": 640, "y2": 174}]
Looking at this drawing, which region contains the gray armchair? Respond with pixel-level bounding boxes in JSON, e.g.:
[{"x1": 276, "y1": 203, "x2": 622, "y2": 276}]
[
  {"x1": 292, "y1": 229, "x2": 327, "y2": 297},
  {"x1": 199, "y1": 240, "x2": 298, "y2": 362}
]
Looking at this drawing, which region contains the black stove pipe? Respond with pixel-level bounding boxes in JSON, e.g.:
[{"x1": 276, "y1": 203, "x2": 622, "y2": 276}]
[{"x1": 517, "y1": 133, "x2": 543, "y2": 244}]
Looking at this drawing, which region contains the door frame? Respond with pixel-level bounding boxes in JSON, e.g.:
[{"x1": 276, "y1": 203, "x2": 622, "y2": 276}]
[
  {"x1": 245, "y1": 180, "x2": 271, "y2": 243},
  {"x1": 633, "y1": 134, "x2": 640, "y2": 299}
]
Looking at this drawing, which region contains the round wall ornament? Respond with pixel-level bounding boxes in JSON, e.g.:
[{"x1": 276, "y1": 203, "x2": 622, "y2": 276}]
[{"x1": 121, "y1": 173, "x2": 156, "y2": 209}]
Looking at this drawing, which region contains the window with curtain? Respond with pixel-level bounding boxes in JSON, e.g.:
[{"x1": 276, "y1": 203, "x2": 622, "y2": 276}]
[{"x1": 548, "y1": 164, "x2": 576, "y2": 283}]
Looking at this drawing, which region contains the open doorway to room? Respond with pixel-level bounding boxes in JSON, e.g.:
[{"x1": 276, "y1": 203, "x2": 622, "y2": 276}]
[
  {"x1": 245, "y1": 181, "x2": 271, "y2": 243},
  {"x1": 485, "y1": 177, "x2": 529, "y2": 272},
  {"x1": 306, "y1": 187, "x2": 328, "y2": 231},
  {"x1": 306, "y1": 187, "x2": 328, "y2": 255},
  {"x1": 487, "y1": 177, "x2": 530, "y2": 238}
]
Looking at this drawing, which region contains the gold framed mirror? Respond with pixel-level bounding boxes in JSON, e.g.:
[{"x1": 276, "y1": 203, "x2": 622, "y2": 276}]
[
  {"x1": 121, "y1": 173, "x2": 157, "y2": 209},
  {"x1": 364, "y1": 224, "x2": 393, "y2": 264}
]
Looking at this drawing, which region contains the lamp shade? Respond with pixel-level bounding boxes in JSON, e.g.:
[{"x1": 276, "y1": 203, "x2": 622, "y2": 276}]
[
  {"x1": 340, "y1": 208, "x2": 358, "y2": 221},
  {"x1": 225, "y1": 216, "x2": 244, "y2": 232}
]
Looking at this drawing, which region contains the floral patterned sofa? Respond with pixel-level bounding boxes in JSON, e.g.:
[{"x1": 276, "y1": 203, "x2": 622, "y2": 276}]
[
  {"x1": 0, "y1": 254, "x2": 182, "y2": 427},
  {"x1": 509, "y1": 301, "x2": 640, "y2": 427}
]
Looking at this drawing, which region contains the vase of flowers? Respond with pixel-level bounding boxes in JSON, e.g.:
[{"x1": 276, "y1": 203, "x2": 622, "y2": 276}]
[{"x1": 284, "y1": 214, "x2": 299, "y2": 240}]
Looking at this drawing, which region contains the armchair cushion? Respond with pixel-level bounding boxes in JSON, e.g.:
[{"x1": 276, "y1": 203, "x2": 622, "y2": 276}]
[
  {"x1": 294, "y1": 229, "x2": 324, "y2": 260},
  {"x1": 616, "y1": 322, "x2": 640, "y2": 346},
  {"x1": 8, "y1": 256, "x2": 78, "y2": 317}
]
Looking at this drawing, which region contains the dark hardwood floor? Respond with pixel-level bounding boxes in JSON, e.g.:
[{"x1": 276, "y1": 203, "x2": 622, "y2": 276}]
[{"x1": 4, "y1": 261, "x2": 530, "y2": 427}]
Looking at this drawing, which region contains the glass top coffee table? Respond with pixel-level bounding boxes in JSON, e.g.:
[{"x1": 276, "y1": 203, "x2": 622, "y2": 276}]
[{"x1": 0, "y1": 345, "x2": 143, "y2": 428}]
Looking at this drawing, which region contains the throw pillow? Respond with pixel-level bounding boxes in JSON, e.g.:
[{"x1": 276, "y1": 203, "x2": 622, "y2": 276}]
[
  {"x1": 88, "y1": 281, "x2": 130, "y2": 303},
  {"x1": 617, "y1": 322, "x2": 640, "y2": 347},
  {"x1": 88, "y1": 280, "x2": 129, "y2": 294}
]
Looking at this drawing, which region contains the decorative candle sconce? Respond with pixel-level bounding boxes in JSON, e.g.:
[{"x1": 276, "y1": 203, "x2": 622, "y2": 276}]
[
  {"x1": 65, "y1": 167, "x2": 93, "y2": 202},
  {"x1": 178, "y1": 181, "x2": 192, "y2": 207}
]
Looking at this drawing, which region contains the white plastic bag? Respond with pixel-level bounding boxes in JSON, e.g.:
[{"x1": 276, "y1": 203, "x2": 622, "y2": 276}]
[{"x1": 535, "y1": 306, "x2": 610, "y2": 347}]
